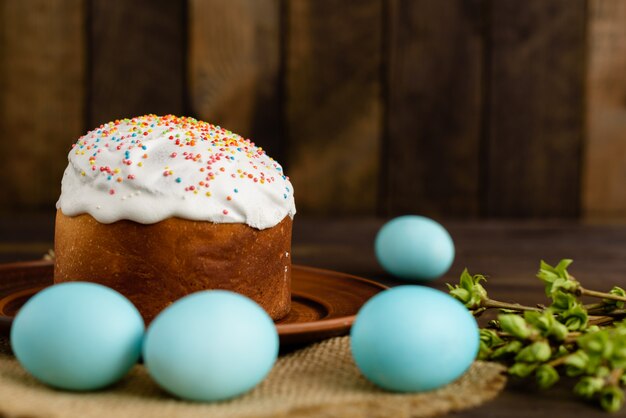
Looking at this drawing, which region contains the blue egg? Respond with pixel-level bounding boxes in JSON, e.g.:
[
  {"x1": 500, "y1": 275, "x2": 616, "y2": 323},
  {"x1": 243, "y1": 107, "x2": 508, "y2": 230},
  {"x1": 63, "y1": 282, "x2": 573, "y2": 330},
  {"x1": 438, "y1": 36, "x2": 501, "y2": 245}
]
[
  {"x1": 11, "y1": 282, "x2": 144, "y2": 391},
  {"x1": 143, "y1": 290, "x2": 279, "y2": 402},
  {"x1": 375, "y1": 215, "x2": 454, "y2": 281},
  {"x1": 350, "y1": 286, "x2": 479, "y2": 392}
]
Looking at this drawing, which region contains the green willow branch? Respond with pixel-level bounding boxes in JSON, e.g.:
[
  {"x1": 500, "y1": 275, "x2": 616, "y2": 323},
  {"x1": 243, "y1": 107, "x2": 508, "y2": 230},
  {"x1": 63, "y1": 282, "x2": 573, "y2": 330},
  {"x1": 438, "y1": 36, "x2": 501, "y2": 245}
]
[{"x1": 456, "y1": 260, "x2": 626, "y2": 413}]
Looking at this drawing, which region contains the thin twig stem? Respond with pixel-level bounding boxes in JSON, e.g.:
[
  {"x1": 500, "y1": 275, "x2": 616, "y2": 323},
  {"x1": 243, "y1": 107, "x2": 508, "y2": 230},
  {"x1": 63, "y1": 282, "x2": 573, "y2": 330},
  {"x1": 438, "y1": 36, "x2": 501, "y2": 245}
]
[
  {"x1": 483, "y1": 299, "x2": 542, "y2": 312},
  {"x1": 588, "y1": 315, "x2": 616, "y2": 326},
  {"x1": 607, "y1": 368, "x2": 624, "y2": 387},
  {"x1": 564, "y1": 332, "x2": 582, "y2": 344},
  {"x1": 580, "y1": 288, "x2": 626, "y2": 303},
  {"x1": 548, "y1": 354, "x2": 571, "y2": 368},
  {"x1": 584, "y1": 302, "x2": 606, "y2": 312}
]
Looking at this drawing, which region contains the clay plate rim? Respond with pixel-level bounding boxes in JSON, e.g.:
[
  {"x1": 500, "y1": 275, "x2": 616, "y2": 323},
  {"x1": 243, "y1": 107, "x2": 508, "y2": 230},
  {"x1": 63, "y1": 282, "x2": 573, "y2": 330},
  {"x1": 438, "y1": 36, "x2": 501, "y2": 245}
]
[
  {"x1": 0, "y1": 260, "x2": 387, "y2": 345},
  {"x1": 276, "y1": 265, "x2": 387, "y2": 336}
]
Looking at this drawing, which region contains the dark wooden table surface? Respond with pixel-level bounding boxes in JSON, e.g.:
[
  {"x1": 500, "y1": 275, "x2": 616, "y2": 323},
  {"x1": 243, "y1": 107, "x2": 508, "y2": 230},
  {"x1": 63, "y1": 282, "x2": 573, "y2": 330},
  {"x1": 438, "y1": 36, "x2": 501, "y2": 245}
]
[{"x1": 2, "y1": 213, "x2": 626, "y2": 417}]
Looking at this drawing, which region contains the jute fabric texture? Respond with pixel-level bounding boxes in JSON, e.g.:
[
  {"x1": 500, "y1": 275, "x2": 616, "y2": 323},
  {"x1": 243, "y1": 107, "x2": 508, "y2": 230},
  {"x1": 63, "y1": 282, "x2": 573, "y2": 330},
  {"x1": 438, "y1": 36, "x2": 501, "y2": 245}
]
[{"x1": 0, "y1": 335, "x2": 506, "y2": 418}]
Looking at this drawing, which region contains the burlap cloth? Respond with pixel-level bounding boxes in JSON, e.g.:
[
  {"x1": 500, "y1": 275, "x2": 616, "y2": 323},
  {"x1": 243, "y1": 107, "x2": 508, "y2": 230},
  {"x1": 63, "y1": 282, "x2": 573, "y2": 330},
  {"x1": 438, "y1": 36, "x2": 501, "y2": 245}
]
[{"x1": 0, "y1": 335, "x2": 506, "y2": 418}]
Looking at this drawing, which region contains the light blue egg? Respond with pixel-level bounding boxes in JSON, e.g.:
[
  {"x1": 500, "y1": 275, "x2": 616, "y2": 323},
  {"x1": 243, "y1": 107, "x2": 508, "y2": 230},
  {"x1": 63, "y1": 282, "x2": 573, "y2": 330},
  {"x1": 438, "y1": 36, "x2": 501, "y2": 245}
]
[
  {"x1": 375, "y1": 215, "x2": 454, "y2": 281},
  {"x1": 350, "y1": 286, "x2": 479, "y2": 392},
  {"x1": 143, "y1": 290, "x2": 279, "y2": 402},
  {"x1": 11, "y1": 282, "x2": 144, "y2": 391}
]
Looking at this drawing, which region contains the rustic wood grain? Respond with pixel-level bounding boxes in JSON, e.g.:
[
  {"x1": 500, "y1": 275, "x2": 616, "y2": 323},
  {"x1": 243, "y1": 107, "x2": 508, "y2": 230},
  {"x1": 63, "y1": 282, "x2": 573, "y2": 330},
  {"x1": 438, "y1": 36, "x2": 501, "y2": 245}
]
[
  {"x1": 384, "y1": 0, "x2": 484, "y2": 218},
  {"x1": 583, "y1": 0, "x2": 626, "y2": 221},
  {"x1": 88, "y1": 0, "x2": 185, "y2": 127},
  {"x1": 188, "y1": 0, "x2": 282, "y2": 159},
  {"x1": 285, "y1": 0, "x2": 382, "y2": 215},
  {"x1": 486, "y1": 0, "x2": 586, "y2": 218},
  {"x1": 0, "y1": 0, "x2": 85, "y2": 213}
]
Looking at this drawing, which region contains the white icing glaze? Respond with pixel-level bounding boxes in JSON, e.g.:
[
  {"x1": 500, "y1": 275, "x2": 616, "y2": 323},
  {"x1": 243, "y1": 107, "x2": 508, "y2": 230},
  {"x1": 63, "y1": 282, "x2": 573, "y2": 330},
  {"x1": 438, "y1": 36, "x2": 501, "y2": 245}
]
[{"x1": 56, "y1": 115, "x2": 296, "y2": 229}]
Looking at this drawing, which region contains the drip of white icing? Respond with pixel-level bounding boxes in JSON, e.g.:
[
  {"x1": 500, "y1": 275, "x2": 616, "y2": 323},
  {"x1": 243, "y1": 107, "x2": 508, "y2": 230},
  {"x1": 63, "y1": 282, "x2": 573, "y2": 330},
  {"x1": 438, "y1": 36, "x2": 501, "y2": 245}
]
[{"x1": 56, "y1": 115, "x2": 296, "y2": 229}]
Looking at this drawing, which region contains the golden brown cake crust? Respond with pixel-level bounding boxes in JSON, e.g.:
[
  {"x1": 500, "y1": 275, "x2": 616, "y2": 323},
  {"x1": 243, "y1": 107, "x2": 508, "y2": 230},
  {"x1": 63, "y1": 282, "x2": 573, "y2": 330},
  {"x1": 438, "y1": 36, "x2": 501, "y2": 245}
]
[{"x1": 54, "y1": 210, "x2": 292, "y2": 323}]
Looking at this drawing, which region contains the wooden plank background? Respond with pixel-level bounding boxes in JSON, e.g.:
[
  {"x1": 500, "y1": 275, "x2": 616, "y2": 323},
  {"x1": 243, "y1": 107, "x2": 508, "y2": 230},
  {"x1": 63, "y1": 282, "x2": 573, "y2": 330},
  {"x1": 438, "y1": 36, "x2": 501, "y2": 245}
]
[
  {"x1": 88, "y1": 0, "x2": 185, "y2": 127},
  {"x1": 486, "y1": 0, "x2": 586, "y2": 218},
  {"x1": 285, "y1": 0, "x2": 382, "y2": 215},
  {"x1": 1, "y1": 0, "x2": 626, "y2": 220},
  {"x1": 0, "y1": 0, "x2": 85, "y2": 212},
  {"x1": 384, "y1": 0, "x2": 484, "y2": 218},
  {"x1": 189, "y1": 0, "x2": 283, "y2": 160},
  {"x1": 584, "y1": 0, "x2": 626, "y2": 221}
]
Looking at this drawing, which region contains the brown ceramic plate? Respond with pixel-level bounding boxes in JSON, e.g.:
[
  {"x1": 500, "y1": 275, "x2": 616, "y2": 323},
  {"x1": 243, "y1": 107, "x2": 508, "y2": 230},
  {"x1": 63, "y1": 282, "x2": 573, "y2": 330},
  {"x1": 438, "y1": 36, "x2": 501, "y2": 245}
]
[{"x1": 0, "y1": 260, "x2": 387, "y2": 345}]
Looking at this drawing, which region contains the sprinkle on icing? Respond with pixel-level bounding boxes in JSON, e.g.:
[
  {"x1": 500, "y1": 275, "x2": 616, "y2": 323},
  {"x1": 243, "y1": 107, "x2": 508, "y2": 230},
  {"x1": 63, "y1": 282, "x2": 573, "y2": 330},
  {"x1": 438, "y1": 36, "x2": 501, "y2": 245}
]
[{"x1": 57, "y1": 115, "x2": 296, "y2": 229}]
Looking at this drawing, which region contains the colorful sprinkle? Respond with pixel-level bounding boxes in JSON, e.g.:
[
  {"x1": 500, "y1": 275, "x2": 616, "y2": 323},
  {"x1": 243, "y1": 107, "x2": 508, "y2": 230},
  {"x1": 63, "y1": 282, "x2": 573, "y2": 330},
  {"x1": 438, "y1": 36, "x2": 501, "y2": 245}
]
[{"x1": 67, "y1": 115, "x2": 292, "y2": 222}]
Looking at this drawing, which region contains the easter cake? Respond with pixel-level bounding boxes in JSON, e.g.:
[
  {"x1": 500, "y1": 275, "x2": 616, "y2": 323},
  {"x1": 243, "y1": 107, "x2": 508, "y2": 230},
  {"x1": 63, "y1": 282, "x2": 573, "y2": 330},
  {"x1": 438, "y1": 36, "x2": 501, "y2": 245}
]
[{"x1": 54, "y1": 115, "x2": 296, "y2": 322}]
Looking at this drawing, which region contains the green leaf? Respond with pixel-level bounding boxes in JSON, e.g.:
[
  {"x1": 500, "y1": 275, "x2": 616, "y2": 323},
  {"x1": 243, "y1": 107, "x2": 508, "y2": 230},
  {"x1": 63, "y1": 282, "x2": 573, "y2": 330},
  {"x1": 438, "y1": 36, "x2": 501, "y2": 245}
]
[
  {"x1": 538, "y1": 259, "x2": 568, "y2": 278},
  {"x1": 509, "y1": 362, "x2": 538, "y2": 378},
  {"x1": 537, "y1": 259, "x2": 574, "y2": 296},
  {"x1": 600, "y1": 386, "x2": 624, "y2": 413},
  {"x1": 499, "y1": 308, "x2": 521, "y2": 314},
  {"x1": 603, "y1": 286, "x2": 626, "y2": 310},
  {"x1": 537, "y1": 262, "x2": 559, "y2": 296},
  {"x1": 611, "y1": 350, "x2": 626, "y2": 369},
  {"x1": 478, "y1": 328, "x2": 506, "y2": 361},
  {"x1": 559, "y1": 304, "x2": 588, "y2": 331},
  {"x1": 586, "y1": 325, "x2": 601, "y2": 333},
  {"x1": 487, "y1": 319, "x2": 500, "y2": 329},
  {"x1": 595, "y1": 366, "x2": 611, "y2": 378},
  {"x1": 449, "y1": 287, "x2": 471, "y2": 304},
  {"x1": 550, "y1": 321, "x2": 570, "y2": 341},
  {"x1": 478, "y1": 341, "x2": 492, "y2": 361},
  {"x1": 523, "y1": 311, "x2": 547, "y2": 329},
  {"x1": 499, "y1": 314, "x2": 532, "y2": 340},
  {"x1": 492, "y1": 340, "x2": 524, "y2": 360},
  {"x1": 459, "y1": 268, "x2": 473, "y2": 288},
  {"x1": 549, "y1": 291, "x2": 578, "y2": 313},
  {"x1": 550, "y1": 277, "x2": 579, "y2": 295},
  {"x1": 480, "y1": 329, "x2": 504, "y2": 348},
  {"x1": 535, "y1": 364, "x2": 559, "y2": 389},
  {"x1": 614, "y1": 320, "x2": 626, "y2": 335},
  {"x1": 606, "y1": 329, "x2": 626, "y2": 369},
  {"x1": 573, "y1": 376, "x2": 604, "y2": 399},
  {"x1": 556, "y1": 345, "x2": 570, "y2": 357},
  {"x1": 578, "y1": 330, "x2": 613, "y2": 359},
  {"x1": 524, "y1": 310, "x2": 568, "y2": 341},
  {"x1": 515, "y1": 341, "x2": 552, "y2": 363},
  {"x1": 555, "y1": 259, "x2": 574, "y2": 275},
  {"x1": 564, "y1": 350, "x2": 590, "y2": 377},
  {"x1": 447, "y1": 269, "x2": 488, "y2": 310}
]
